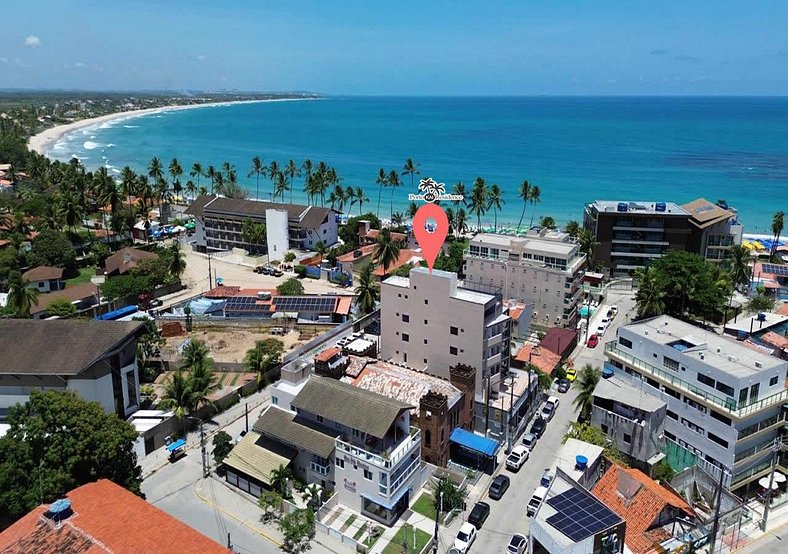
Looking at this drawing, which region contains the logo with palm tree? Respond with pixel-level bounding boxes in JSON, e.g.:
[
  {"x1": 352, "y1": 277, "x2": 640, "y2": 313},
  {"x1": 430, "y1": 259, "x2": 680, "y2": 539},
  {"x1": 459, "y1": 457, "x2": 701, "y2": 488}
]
[{"x1": 409, "y1": 177, "x2": 463, "y2": 204}]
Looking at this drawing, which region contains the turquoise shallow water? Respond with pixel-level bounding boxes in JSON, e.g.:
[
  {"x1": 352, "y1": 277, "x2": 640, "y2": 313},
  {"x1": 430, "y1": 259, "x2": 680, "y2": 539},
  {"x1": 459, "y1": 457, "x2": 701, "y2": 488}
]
[{"x1": 49, "y1": 97, "x2": 788, "y2": 232}]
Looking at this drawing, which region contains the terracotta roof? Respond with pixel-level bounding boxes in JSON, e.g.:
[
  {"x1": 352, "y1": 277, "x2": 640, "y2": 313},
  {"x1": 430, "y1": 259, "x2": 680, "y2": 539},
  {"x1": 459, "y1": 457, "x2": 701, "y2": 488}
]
[
  {"x1": 104, "y1": 247, "x2": 158, "y2": 275},
  {"x1": 514, "y1": 345, "x2": 562, "y2": 374},
  {"x1": 0, "y1": 479, "x2": 232, "y2": 553},
  {"x1": 336, "y1": 296, "x2": 353, "y2": 315},
  {"x1": 337, "y1": 244, "x2": 375, "y2": 263},
  {"x1": 0, "y1": 319, "x2": 142, "y2": 375},
  {"x1": 539, "y1": 327, "x2": 578, "y2": 356},
  {"x1": 365, "y1": 229, "x2": 407, "y2": 244},
  {"x1": 22, "y1": 266, "x2": 63, "y2": 282},
  {"x1": 761, "y1": 331, "x2": 788, "y2": 350},
  {"x1": 204, "y1": 286, "x2": 242, "y2": 298},
  {"x1": 185, "y1": 195, "x2": 335, "y2": 229},
  {"x1": 372, "y1": 249, "x2": 423, "y2": 277},
  {"x1": 30, "y1": 283, "x2": 100, "y2": 315},
  {"x1": 777, "y1": 303, "x2": 788, "y2": 316},
  {"x1": 508, "y1": 306, "x2": 525, "y2": 321},
  {"x1": 681, "y1": 198, "x2": 735, "y2": 229},
  {"x1": 315, "y1": 347, "x2": 342, "y2": 362},
  {"x1": 592, "y1": 465, "x2": 695, "y2": 554}
]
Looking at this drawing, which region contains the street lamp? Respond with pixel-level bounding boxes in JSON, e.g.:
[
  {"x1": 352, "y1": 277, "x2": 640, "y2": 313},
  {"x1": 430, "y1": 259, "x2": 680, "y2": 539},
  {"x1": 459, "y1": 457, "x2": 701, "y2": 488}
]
[{"x1": 186, "y1": 416, "x2": 209, "y2": 478}]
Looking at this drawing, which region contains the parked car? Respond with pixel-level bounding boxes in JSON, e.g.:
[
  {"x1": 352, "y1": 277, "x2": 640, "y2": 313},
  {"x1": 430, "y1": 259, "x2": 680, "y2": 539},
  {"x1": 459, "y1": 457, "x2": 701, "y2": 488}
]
[
  {"x1": 596, "y1": 324, "x2": 607, "y2": 337},
  {"x1": 253, "y1": 265, "x2": 264, "y2": 274},
  {"x1": 454, "y1": 522, "x2": 477, "y2": 553},
  {"x1": 489, "y1": 474, "x2": 511, "y2": 500},
  {"x1": 527, "y1": 486, "x2": 548, "y2": 517},
  {"x1": 600, "y1": 316, "x2": 612, "y2": 326},
  {"x1": 565, "y1": 366, "x2": 577, "y2": 381},
  {"x1": 546, "y1": 395, "x2": 560, "y2": 409},
  {"x1": 610, "y1": 304, "x2": 619, "y2": 314},
  {"x1": 272, "y1": 268, "x2": 284, "y2": 277},
  {"x1": 506, "y1": 445, "x2": 530, "y2": 471},
  {"x1": 530, "y1": 417, "x2": 546, "y2": 438},
  {"x1": 541, "y1": 396, "x2": 559, "y2": 421},
  {"x1": 522, "y1": 433, "x2": 537, "y2": 451},
  {"x1": 586, "y1": 334, "x2": 599, "y2": 348},
  {"x1": 468, "y1": 502, "x2": 490, "y2": 529},
  {"x1": 557, "y1": 378, "x2": 570, "y2": 393},
  {"x1": 506, "y1": 533, "x2": 527, "y2": 554},
  {"x1": 540, "y1": 469, "x2": 556, "y2": 488}
]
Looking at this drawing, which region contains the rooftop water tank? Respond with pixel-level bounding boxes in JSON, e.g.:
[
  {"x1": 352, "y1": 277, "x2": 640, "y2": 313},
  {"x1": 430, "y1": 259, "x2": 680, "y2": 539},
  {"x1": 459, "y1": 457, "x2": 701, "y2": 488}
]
[
  {"x1": 46, "y1": 498, "x2": 72, "y2": 522},
  {"x1": 655, "y1": 202, "x2": 667, "y2": 212},
  {"x1": 617, "y1": 202, "x2": 628, "y2": 212},
  {"x1": 576, "y1": 455, "x2": 589, "y2": 470}
]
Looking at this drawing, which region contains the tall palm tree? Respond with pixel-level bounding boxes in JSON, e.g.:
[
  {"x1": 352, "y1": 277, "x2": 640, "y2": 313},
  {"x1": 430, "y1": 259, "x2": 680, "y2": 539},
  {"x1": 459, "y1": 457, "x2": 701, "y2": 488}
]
[
  {"x1": 470, "y1": 177, "x2": 488, "y2": 232},
  {"x1": 185, "y1": 180, "x2": 197, "y2": 202},
  {"x1": 186, "y1": 357, "x2": 220, "y2": 411},
  {"x1": 771, "y1": 211, "x2": 784, "y2": 257},
  {"x1": 267, "y1": 160, "x2": 281, "y2": 199},
  {"x1": 572, "y1": 364, "x2": 601, "y2": 421},
  {"x1": 407, "y1": 201, "x2": 419, "y2": 220},
  {"x1": 634, "y1": 266, "x2": 666, "y2": 319},
  {"x1": 148, "y1": 157, "x2": 164, "y2": 188},
  {"x1": 375, "y1": 168, "x2": 388, "y2": 216},
  {"x1": 180, "y1": 338, "x2": 211, "y2": 368},
  {"x1": 373, "y1": 228, "x2": 401, "y2": 276},
  {"x1": 120, "y1": 166, "x2": 137, "y2": 205},
  {"x1": 577, "y1": 228, "x2": 599, "y2": 269},
  {"x1": 213, "y1": 172, "x2": 225, "y2": 196},
  {"x1": 345, "y1": 186, "x2": 357, "y2": 214},
  {"x1": 159, "y1": 368, "x2": 194, "y2": 432},
  {"x1": 206, "y1": 165, "x2": 218, "y2": 195},
  {"x1": 274, "y1": 172, "x2": 290, "y2": 202},
  {"x1": 284, "y1": 160, "x2": 299, "y2": 204},
  {"x1": 387, "y1": 170, "x2": 400, "y2": 219},
  {"x1": 168, "y1": 158, "x2": 183, "y2": 196},
  {"x1": 528, "y1": 185, "x2": 541, "y2": 228},
  {"x1": 564, "y1": 220, "x2": 580, "y2": 237},
  {"x1": 354, "y1": 187, "x2": 368, "y2": 216},
  {"x1": 270, "y1": 464, "x2": 292, "y2": 497},
  {"x1": 452, "y1": 182, "x2": 467, "y2": 207},
  {"x1": 454, "y1": 208, "x2": 469, "y2": 237},
  {"x1": 95, "y1": 167, "x2": 120, "y2": 243},
  {"x1": 6, "y1": 274, "x2": 40, "y2": 318},
  {"x1": 57, "y1": 190, "x2": 81, "y2": 234},
  {"x1": 402, "y1": 158, "x2": 420, "y2": 191},
  {"x1": 190, "y1": 163, "x2": 205, "y2": 194},
  {"x1": 168, "y1": 243, "x2": 187, "y2": 279},
  {"x1": 727, "y1": 244, "x2": 751, "y2": 290},
  {"x1": 248, "y1": 156, "x2": 265, "y2": 201},
  {"x1": 487, "y1": 184, "x2": 503, "y2": 232},
  {"x1": 354, "y1": 263, "x2": 380, "y2": 314},
  {"x1": 301, "y1": 159, "x2": 313, "y2": 203},
  {"x1": 516, "y1": 180, "x2": 532, "y2": 233}
]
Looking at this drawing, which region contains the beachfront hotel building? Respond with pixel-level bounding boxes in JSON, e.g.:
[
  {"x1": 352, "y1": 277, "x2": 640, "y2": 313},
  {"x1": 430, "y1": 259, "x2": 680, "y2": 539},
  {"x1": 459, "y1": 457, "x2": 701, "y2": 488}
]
[
  {"x1": 379, "y1": 268, "x2": 513, "y2": 432},
  {"x1": 463, "y1": 229, "x2": 586, "y2": 330},
  {"x1": 583, "y1": 201, "x2": 691, "y2": 277},
  {"x1": 185, "y1": 195, "x2": 338, "y2": 255},
  {"x1": 681, "y1": 198, "x2": 743, "y2": 265},
  {"x1": 604, "y1": 315, "x2": 788, "y2": 493}
]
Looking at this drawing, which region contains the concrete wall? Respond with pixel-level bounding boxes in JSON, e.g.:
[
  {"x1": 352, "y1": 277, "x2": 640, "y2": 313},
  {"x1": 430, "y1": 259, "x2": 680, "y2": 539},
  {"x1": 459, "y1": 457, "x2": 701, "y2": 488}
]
[
  {"x1": 266, "y1": 209, "x2": 290, "y2": 260},
  {"x1": 67, "y1": 372, "x2": 115, "y2": 414}
]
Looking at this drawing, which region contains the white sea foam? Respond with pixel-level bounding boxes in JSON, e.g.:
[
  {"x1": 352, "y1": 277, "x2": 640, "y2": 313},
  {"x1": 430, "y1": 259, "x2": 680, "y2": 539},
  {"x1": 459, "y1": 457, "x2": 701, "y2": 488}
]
[
  {"x1": 106, "y1": 143, "x2": 115, "y2": 148},
  {"x1": 83, "y1": 141, "x2": 101, "y2": 150},
  {"x1": 123, "y1": 125, "x2": 139, "y2": 129}
]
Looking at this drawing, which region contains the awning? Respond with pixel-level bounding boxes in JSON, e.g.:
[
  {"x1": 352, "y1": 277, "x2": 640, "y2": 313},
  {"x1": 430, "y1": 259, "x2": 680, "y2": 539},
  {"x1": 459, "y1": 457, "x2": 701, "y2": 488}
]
[
  {"x1": 223, "y1": 432, "x2": 296, "y2": 485},
  {"x1": 449, "y1": 428, "x2": 499, "y2": 457}
]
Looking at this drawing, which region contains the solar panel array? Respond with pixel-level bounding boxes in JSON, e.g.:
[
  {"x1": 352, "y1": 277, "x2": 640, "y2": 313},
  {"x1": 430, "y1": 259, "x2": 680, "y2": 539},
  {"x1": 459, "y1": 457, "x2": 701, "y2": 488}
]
[
  {"x1": 545, "y1": 488, "x2": 620, "y2": 542},
  {"x1": 275, "y1": 296, "x2": 337, "y2": 312},
  {"x1": 225, "y1": 296, "x2": 269, "y2": 312},
  {"x1": 762, "y1": 263, "x2": 788, "y2": 278}
]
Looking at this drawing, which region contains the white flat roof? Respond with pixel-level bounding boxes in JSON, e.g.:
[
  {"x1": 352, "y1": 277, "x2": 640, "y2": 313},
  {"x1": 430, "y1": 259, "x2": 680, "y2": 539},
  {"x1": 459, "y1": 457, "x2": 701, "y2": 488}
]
[
  {"x1": 590, "y1": 200, "x2": 688, "y2": 216},
  {"x1": 554, "y1": 439, "x2": 605, "y2": 483},
  {"x1": 593, "y1": 378, "x2": 666, "y2": 413},
  {"x1": 724, "y1": 312, "x2": 788, "y2": 335},
  {"x1": 453, "y1": 287, "x2": 495, "y2": 305}
]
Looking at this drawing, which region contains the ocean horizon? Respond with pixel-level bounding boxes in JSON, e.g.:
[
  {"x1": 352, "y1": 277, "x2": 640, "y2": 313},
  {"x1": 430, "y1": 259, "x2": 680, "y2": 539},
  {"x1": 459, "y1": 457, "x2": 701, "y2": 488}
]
[{"x1": 47, "y1": 96, "x2": 788, "y2": 233}]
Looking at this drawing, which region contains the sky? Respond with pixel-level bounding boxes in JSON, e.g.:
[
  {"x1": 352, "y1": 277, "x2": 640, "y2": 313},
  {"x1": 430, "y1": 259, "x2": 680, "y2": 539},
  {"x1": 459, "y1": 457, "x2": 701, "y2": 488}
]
[{"x1": 2, "y1": 0, "x2": 788, "y2": 95}]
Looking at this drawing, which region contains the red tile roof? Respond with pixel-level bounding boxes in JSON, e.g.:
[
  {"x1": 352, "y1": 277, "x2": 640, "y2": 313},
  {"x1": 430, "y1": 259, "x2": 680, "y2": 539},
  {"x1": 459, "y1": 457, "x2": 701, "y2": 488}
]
[
  {"x1": 761, "y1": 331, "x2": 788, "y2": 350},
  {"x1": 514, "y1": 345, "x2": 562, "y2": 374},
  {"x1": 592, "y1": 465, "x2": 695, "y2": 554},
  {"x1": 315, "y1": 347, "x2": 342, "y2": 362},
  {"x1": 0, "y1": 479, "x2": 232, "y2": 554},
  {"x1": 777, "y1": 303, "x2": 788, "y2": 316},
  {"x1": 365, "y1": 228, "x2": 407, "y2": 244},
  {"x1": 337, "y1": 244, "x2": 375, "y2": 263},
  {"x1": 22, "y1": 266, "x2": 64, "y2": 282},
  {"x1": 204, "y1": 286, "x2": 242, "y2": 298},
  {"x1": 372, "y1": 249, "x2": 422, "y2": 277},
  {"x1": 539, "y1": 327, "x2": 578, "y2": 357},
  {"x1": 104, "y1": 247, "x2": 158, "y2": 275}
]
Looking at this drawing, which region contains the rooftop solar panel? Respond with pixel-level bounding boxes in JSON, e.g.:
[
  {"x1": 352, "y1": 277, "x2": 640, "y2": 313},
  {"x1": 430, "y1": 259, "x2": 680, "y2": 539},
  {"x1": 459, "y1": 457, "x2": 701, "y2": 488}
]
[
  {"x1": 545, "y1": 488, "x2": 620, "y2": 542},
  {"x1": 762, "y1": 263, "x2": 788, "y2": 277}
]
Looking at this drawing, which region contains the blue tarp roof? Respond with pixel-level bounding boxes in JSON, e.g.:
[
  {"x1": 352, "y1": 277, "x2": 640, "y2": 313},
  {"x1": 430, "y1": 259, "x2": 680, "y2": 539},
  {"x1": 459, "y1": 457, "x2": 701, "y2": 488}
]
[
  {"x1": 166, "y1": 439, "x2": 186, "y2": 452},
  {"x1": 95, "y1": 305, "x2": 138, "y2": 321},
  {"x1": 449, "y1": 428, "x2": 499, "y2": 457}
]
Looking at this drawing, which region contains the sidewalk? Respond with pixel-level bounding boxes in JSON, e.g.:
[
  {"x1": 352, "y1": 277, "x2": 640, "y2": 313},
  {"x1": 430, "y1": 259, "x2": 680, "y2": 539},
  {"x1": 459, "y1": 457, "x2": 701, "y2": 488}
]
[
  {"x1": 726, "y1": 498, "x2": 788, "y2": 552},
  {"x1": 141, "y1": 387, "x2": 271, "y2": 479}
]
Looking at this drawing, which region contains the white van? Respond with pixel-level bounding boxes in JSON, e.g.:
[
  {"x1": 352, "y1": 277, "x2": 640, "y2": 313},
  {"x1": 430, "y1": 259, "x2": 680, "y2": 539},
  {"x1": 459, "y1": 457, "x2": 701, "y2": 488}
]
[{"x1": 527, "y1": 486, "x2": 548, "y2": 517}]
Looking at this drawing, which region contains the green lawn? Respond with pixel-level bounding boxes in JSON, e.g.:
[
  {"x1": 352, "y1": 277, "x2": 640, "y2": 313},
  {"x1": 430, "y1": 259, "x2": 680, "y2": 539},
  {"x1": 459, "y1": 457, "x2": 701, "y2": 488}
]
[
  {"x1": 410, "y1": 493, "x2": 436, "y2": 521},
  {"x1": 65, "y1": 267, "x2": 95, "y2": 286},
  {"x1": 381, "y1": 524, "x2": 431, "y2": 554}
]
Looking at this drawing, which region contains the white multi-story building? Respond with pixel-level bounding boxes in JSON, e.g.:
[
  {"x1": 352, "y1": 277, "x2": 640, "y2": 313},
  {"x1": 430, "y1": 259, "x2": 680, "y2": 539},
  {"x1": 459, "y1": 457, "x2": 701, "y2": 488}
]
[
  {"x1": 380, "y1": 268, "x2": 511, "y2": 400},
  {"x1": 463, "y1": 229, "x2": 586, "y2": 330},
  {"x1": 605, "y1": 315, "x2": 788, "y2": 493}
]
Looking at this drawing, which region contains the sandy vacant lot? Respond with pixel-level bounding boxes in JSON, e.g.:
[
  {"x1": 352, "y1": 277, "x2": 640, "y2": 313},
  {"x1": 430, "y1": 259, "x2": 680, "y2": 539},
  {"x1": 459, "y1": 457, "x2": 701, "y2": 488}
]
[{"x1": 163, "y1": 327, "x2": 304, "y2": 364}]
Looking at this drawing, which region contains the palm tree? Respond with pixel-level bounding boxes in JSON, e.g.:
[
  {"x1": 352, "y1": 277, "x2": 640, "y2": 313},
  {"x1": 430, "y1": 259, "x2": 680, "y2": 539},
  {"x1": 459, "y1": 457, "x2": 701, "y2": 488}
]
[
  {"x1": 206, "y1": 165, "x2": 218, "y2": 195},
  {"x1": 515, "y1": 180, "x2": 532, "y2": 233},
  {"x1": 392, "y1": 212, "x2": 404, "y2": 226},
  {"x1": 58, "y1": 190, "x2": 81, "y2": 234},
  {"x1": 454, "y1": 208, "x2": 469, "y2": 237},
  {"x1": 187, "y1": 357, "x2": 220, "y2": 410},
  {"x1": 577, "y1": 228, "x2": 599, "y2": 269},
  {"x1": 267, "y1": 160, "x2": 281, "y2": 198},
  {"x1": 407, "y1": 201, "x2": 419, "y2": 220},
  {"x1": 354, "y1": 263, "x2": 380, "y2": 314},
  {"x1": 564, "y1": 220, "x2": 580, "y2": 237},
  {"x1": 274, "y1": 171, "x2": 289, "y2": 202},
  {"x1": 120, "y1": 166, "x2": 137, "y2": 205},
  {"x1": 185, "y1": 180, "x2": 197, "y2": 201},
  {"x1": 387, "y1": 170, "x2": 400, "y2": 219},
  {"x1": 168, "y1": 243, "x2": 187, "y2": 279},
  {"x1": 168, "y1": 158, "x2": 183, "y2": 199},
  {"x1": 6, "y1": 273, "x2": 40, "y2": 317},
  {"x1": 190, "y1": 163, "x2": 205, "y2": 194},
  {"x1": 470, "y1": 177, "x2": 488, "y2": 231},
  {"x1": 528, "y1": 185, "x2": 541, "y2": 228},
  {"x1": 95, "y1": 168, "x2": 120, "y2": 244},
  {"x1": 539, "y1": 216, "x2": 557, "y2": 230},
  {"x1": 355, "y1": 186, "x2": 369, "y2": 216},
  {"x1": 771, "y1": 211, "x2": 784, "y2": 257},
  {"x1": 284, "y1": 160, "x2": 299, "y2": 204},
  {"x1": 373, "y1": 228, "x2": 401, "y2": 276},
  {"x1": 159, "y1": 368, "x2": 194, "y2": 432},
  {"x1": 452, "y1": 182, "x2": 467, "y2": 207},
  {"x1": 180, "y1": 338, "x2": 211, "y2": 369},
  {"x1": 244, "y1": 339, "x2": 284, "y2": 388},
  {"x1": 270, "y1": 464, "x2": 292, "y2": 497},
  {"x1": 402, "y1": 158, "x2": 420, "y2": 191},
  {"x1": 487, "y1": 184, "x2": 503, "y2": 232},
  {"x1": 634, "y1": 266, "x2": 666, "y2": 319},
  {"x1": 301, "y1": 159, "x2": 313, "y2": 203},
  {"x1": 375, "y1": 168, "x2": 388, "y2": 216},
  {"x1": 727, "y1": 244, "x2": 751, "y2": 290},
  {"x1": 148, "y1": 157, "x2": 164, "y2": 188},
  {"x1": 327, "y1": 185, "x2": 347, "y2": 212},
  {"x1": 572, "y1": 364, "x2": 601, "y2": 421},
  {"x1": 345, "y1": 186, "x2": 357, "y2": 214},
  {"x1": 248, "y1": 156, "x2": 265, "y2": 201}
]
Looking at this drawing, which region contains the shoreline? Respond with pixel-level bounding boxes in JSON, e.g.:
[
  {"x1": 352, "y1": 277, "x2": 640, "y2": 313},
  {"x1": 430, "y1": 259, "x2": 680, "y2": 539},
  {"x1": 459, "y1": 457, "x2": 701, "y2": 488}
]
[{"x1": 27, "y1": 98, "x2": 317, "y2": 157}]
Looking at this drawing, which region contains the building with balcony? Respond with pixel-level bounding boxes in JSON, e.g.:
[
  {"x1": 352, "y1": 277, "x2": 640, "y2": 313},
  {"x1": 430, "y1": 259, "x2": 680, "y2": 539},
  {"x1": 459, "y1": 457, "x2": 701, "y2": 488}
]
[
  {"x1": 463, "y1": 229, "x2": 586, "y2": 329},
  {"x1": 591, "y1": 378, "x2": 667, "y2": 471},
  {"x1": 226, "y1": 376, "x2": 422, "y2": 526},
  {"x1": 380, "y1": 268, "x2": 512, "y2": 433},
  {"x1": 0, "y1": 320, "x2": 144, "y2": 420},
  {"x1": 185, "y1": 195, "x2": 338, "y2": 255},
  {"x1": 583, "y1": 201, "x2": 691, "y2": 277},
  {"x1": 604, "y1": 315, "x2": 788, "y2": 493},
  {"x1": 681, "y1": 198, "x2": 743, "y2": 265}
]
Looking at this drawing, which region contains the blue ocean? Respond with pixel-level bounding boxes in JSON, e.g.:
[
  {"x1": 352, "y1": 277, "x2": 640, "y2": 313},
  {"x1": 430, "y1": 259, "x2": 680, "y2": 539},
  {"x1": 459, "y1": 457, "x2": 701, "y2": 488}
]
[{"x1": 49, "y1": 97, "x2": 788, "y2": 232}]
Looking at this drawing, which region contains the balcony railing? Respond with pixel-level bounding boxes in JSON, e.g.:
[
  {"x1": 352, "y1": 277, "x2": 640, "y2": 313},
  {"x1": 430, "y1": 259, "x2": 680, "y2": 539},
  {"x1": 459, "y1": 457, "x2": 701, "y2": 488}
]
[
  {"x1": 336, "y1": 428, "x2": 420, "y2": 470},
  {"x1": 310, "y1": 461, "x2": 330, "y2": 475},
  {"x1": 605, "y1": 341, "x2": 788, "y2": 418},
  {"x1": 379, "y1": 456, "x2": 420, "y2": 497}
]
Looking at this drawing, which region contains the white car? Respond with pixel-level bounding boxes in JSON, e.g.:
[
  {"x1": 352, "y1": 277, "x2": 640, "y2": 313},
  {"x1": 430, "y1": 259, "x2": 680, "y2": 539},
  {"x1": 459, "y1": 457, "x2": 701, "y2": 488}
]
[
  {"x1": 600, "y1": 316, "x2": 612, "y2": 326},
  {"x1": 454, "y1": 522, "x2": 477, "y2": 553},
  {"x1": 506, "y1": 445, "x2": 530, "y2": 471},
  {"x1": 541, "y1": 396, "x2": 560, "y2": 421},
  {"x1": 596, "y1": 324, "x2": 607, "y2": 337},
  {"x1": 610, "y1": 304, "x2": 619, "y2": 313},
  {"x1": 507, "y1": 533, "x2": 527, "y2": 554}
]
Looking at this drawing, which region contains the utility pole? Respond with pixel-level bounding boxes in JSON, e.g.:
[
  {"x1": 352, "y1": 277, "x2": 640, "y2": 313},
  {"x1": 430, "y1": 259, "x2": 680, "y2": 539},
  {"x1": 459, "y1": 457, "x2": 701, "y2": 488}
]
[
  {"x1": 226, "y1": 532, "x2": 232, "y2": 550},
  {"x1": 432, "y1": 489, "x2": 443, "y2": 554},
  {"x1": 484, "y1": 376, "x2": 491, "y2": 435},
  {"x1": 200, "y1": 419, "x2": 209, "y2": 478},
  {"x1": 207, "y1": 253, "x2": 213, "y2": 290},
  {"x1": 245, "y1": 402, "x2": 249, "y2": 433},
  {"x1": 507, "y1": 373, "x2": 516, "y2": 453},
  {"x1": 709, "y1": 465, "x2": 727, "y2": 551},
  {"x1": 760, "y1": 438, "x2": 781, "y2": 532}
]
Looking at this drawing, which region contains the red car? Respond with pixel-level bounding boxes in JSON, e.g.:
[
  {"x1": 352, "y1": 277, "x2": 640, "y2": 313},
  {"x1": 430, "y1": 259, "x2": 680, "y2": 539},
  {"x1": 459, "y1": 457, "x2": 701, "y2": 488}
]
[{"x1": 587, "y1": 334, "x2": 599, "y2": 348}]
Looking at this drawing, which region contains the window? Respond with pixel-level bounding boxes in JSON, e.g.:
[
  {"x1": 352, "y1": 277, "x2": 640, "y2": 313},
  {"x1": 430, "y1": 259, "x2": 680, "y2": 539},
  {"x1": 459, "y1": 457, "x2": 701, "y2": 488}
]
[
  {"x1": 402, "y1": 333, "x2": 409, "y2": 342},
  {"x1": 623, "y1": 433, "x2": 632, "y2": 445},
  {"x1": 424, "y1": 429, "x2": 431, "y2": 446},
  {"x1": 316, "y1": 415, "x2": 324, "y2": 423},
  {"x1": 334, "y1": 421, "x2": 341, "y2": 430},
  {"x1": 663, "y1": 356, "x2": 679, "y2": 371},
  {"x1": 424, "y1": 319, "x2": 428, "y2": 325},
  {"x1": 750, "y1": 383, "x2": 760, "y2": 402},
  {"x1": 402, "y1": 314, "x2": 410, "y2": 323},
  {"x1": 336, "y1": 458, "x2": 345, "y2": 468},
  {"x1": 710, "y1": 410, "x2": 732, "y2": 426},
  {"x1": 618, "y1": 337, "x2": 633, "y2": 349},
  {"x1": 450, "y1": 326, "x2": 459, "y2": 335},
  {"x1": 708, "y1": 432, "x2": 729, "y2": 449},
  {"x1": 450, "y1": 346, "x2": 458, "y2": 356},
  {"x1": 769, "y1": 376, "x2": 779, "y2": 386},
  {"x1": 363, "y1": 469, "x2": 373, "y2": 481},
  {"x1": 715, "y1": 381, "x2": 734, "y2": 397},
  {"x1": 697, "y1": 374, "x2": 716, "y2": 388},
  {"x1": 352, "y1": 428, "x2": 361, "y2": 437},
  {"x1": 667, "y1": 410, "x2": 678, "y2": 420},
  {"x1": 424, "y1": 299, "x2": 429, "y2": 305},
  {"x1": 600, "y1": 424, "x2": 609, "y2": 434},
  {"x1": 126, "y1": 372, "x2": 138, "y2": 408},
  {"x1": 423, "y1": 339, "x2": 428, "y2": 345},
  {"x1": 403, "y1": 353, "x2": 408, "y2": 363},
  {"x1": 272, "y1": 396, "x2": 279, "y2": 405}
]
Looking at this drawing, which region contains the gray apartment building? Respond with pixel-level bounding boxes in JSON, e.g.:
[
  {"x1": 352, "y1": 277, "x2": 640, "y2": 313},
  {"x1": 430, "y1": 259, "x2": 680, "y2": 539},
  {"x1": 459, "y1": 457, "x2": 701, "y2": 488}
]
[
  {"x1": 463, "y1": 229, "x2": 586, "y2": 330},
  {"x1": 681, "y1": 198, "x2": 743, "y2": 265},
  {"x1": 604, "y1": 315, "x2": 788, "y2": 493},
  {"x1": 185, "y1": 195, "x2": 338, "y2": 255}
]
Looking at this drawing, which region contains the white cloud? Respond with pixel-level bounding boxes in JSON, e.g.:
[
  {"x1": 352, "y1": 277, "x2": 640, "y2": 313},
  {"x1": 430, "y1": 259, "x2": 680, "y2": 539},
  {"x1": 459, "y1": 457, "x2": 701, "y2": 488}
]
[
  {"x1": 24, "y1": 35, "x2": 41, "y2": 48},
  {"x1": 74, "y1": 62, "x2": 86, "y2": 68},
  {"x1": 196, "y1": 55, "x2": 207, "y2": 61}
]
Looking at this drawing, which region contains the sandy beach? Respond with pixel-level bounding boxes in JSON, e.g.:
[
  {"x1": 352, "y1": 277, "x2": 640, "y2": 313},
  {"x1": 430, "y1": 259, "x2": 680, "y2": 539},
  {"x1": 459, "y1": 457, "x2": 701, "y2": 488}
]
[{"x1": 27, "y1": 98, "x2": 312, "y2": 157}]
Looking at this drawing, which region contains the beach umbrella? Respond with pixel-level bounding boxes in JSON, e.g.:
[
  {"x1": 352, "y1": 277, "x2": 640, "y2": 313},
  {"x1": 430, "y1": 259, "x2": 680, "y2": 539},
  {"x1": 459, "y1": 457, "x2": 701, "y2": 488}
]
[
  {"x1": 758, "y1": 476, "x2": 780, "y2": 490},
  {"x1": 771, "y1": 471, "x2": 787, "y2": 484}
]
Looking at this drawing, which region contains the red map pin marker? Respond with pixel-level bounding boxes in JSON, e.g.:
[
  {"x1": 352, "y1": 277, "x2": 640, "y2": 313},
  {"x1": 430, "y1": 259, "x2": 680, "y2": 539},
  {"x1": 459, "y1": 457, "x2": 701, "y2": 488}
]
[{"x1": 413, "y1": 203, "x2": 449, "y2": 273}]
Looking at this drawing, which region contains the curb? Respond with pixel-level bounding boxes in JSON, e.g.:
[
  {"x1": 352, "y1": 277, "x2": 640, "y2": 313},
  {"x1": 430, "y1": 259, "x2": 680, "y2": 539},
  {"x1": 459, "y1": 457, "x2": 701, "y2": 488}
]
[{"x1": 193, "y1": 478, "x2": 284, "y2": 547}]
